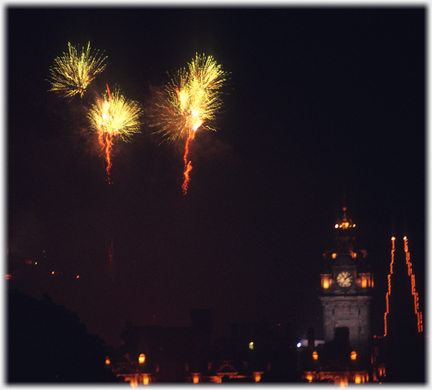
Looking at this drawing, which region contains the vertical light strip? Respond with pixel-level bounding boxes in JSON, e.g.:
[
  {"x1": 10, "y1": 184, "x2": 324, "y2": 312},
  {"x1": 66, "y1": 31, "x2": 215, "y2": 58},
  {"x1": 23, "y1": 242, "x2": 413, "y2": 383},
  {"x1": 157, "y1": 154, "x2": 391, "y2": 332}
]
[
  {"x1": 383, "y1": 237, "x2": 396, "y2": 337},
  {"x1": 403, "y1": 236, "x2": 423, "y2": 333}
]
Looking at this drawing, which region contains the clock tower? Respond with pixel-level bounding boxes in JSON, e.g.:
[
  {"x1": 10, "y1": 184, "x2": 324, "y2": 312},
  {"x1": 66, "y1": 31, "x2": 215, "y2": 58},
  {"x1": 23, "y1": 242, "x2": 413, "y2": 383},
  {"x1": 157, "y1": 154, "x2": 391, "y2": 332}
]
[{"x1": 319, "y1": 205, "x2": 373, "y2": 366}]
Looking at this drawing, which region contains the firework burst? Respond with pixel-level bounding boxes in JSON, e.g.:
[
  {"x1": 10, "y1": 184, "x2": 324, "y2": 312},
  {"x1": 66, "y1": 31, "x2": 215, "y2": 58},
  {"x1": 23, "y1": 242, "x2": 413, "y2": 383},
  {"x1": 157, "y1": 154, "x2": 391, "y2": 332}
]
[
  {"x1": 88, "y1": 84, "x2": 143, "y2": 181},
  {"x1": 147, "y1": 54, "x2": 228, "y2": 193},
  {"x1": 149, "y1": 54, "x2": 228, "y2": 142},
  {"x1": 47, "y1": 42, "x2": 107, "y2": 99}
]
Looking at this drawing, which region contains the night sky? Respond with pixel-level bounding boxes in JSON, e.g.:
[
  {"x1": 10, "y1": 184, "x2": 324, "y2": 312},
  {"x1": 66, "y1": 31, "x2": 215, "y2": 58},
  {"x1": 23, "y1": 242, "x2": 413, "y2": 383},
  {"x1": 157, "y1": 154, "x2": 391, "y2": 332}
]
[{"x1": 7, "y1": 5, "x2": 425, "y2": 349}]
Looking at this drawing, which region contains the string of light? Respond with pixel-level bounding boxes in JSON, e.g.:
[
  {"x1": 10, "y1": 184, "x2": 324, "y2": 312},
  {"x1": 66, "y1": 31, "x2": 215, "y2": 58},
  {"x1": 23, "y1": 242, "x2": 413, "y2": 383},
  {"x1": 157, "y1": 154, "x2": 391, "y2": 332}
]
[
  {"x1": 403, "y1": 236, "x2": 423, "y2": 333},
  {"x1": 383, "y1": 237, "x2": 395, "y2": 337},
  {"x1": 383, "y1": 236, "x2": 423, "y2": 337}
]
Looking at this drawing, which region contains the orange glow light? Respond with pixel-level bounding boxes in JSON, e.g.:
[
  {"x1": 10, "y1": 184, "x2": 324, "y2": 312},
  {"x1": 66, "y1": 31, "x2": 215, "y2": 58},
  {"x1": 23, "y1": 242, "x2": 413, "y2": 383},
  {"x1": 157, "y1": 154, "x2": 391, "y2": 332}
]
[
  {"x1": 312, "y1": 351, "x2": 318, "y2": 360},
  {"x1": 350, "y1": 351, "x2": 357, "y2": 361},
  {"x1": 138, "y1": 353, "x2": 146, "y2": 364}
]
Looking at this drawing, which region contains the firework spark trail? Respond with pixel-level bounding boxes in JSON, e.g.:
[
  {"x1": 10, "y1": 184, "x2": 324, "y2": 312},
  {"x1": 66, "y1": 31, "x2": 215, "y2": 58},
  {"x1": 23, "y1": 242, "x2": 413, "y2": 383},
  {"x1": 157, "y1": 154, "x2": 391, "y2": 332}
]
[
  {"x1": 97, "y1": 84, "x2": 115, "y2": 181},
  {"x1": 146, "y1": 54, "x2": 228, "y2": 193},
  {"x1": 182, "y1": 131, "x2": 196, "y2": 195},
  {"x1": 47, "y1": 42, "x2": 107, "y2": 99},
  {"x1": 98, "y1": 129, "x2": 115, "y2": 181},
  {"x1": 88, "y1": 84, "x2": 142, "y2": 182}
]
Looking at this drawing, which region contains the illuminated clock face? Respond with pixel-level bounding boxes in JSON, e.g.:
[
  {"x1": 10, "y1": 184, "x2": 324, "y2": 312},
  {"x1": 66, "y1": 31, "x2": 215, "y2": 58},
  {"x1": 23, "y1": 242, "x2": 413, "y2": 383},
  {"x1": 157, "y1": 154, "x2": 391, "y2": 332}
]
[{"x1": 337, "y1": 271, "x2": 354, "y2": 288}]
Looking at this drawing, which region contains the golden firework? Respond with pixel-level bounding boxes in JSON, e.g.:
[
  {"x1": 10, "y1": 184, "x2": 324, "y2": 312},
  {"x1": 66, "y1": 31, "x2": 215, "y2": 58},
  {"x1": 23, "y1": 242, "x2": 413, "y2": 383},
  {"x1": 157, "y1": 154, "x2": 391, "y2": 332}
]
[
  {"x1": 148, "y1": 53, "x2": 228, "y2": 143},
  {"x1": 88, "y1": 85, "x2": 142, "y2": 140},
  {"x1": 146, "y1": 54, "x2": 228, "y2": 194},
  {"x1": 47, "y1": 42, "x2": 107, "y2": 98},
  {"x1": 88, "y1": 85, "x2": 142, "y2": 178}
]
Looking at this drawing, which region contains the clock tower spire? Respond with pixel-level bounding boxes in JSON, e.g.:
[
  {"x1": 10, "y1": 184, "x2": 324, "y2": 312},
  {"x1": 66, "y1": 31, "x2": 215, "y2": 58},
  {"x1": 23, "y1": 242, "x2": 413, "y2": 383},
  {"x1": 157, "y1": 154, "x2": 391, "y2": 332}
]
[{"x1": 319, "y1": 203, "x2": 373, "y2": 368}]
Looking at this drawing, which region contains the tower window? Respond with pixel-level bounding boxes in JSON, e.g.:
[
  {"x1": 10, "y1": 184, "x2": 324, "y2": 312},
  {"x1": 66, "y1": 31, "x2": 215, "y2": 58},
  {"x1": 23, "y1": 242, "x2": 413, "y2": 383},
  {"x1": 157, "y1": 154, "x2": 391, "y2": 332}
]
[
  {"x1": 358, "y1": 308, "x2": 361, "y2": 315},
  {"x1": 332, "y1": 309, "x2": 335, "y2": 315}
]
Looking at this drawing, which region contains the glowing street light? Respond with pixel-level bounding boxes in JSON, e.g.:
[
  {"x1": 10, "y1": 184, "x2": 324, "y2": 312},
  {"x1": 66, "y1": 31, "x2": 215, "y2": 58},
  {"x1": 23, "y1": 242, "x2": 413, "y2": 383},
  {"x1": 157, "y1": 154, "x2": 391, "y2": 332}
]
[{"x1": 136, "y1": 354, "x2": 149, "y2": 385}]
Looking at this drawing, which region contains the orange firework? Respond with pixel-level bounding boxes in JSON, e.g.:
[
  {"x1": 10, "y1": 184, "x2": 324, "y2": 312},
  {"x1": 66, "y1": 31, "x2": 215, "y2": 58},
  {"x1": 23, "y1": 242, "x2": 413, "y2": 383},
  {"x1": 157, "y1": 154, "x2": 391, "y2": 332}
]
[
  {"x1": 147, "y1": 54, "x2": 228, "y2": 194},
  {"x1": 88, "y1": 84, "x2": 142, "y2": 182}
]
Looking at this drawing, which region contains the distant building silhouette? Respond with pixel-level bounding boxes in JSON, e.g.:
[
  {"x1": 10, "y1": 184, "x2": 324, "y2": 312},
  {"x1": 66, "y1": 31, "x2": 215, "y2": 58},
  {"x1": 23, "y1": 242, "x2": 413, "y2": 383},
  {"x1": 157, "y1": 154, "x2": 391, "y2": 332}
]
[
  {"x1": 106, "y1": 205, "x2": 426, "y2": 385},
  {"x1": 108, "y1": 313, "x2": 300, "y2": 384}
]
